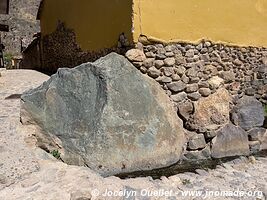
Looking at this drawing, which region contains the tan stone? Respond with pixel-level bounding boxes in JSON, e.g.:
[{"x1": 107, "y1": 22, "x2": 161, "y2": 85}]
[
  {"x1": 191, "y1": 88, "x2": 232, "y2": 129},
  {"x1": 125, "y1": 49, "x2": 146, "y2": 62}
]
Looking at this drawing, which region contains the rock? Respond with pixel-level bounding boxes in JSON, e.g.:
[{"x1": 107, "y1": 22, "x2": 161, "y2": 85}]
[
  {"x1": 231, "y1": 96, "x2": 265, "y2": 130},
  {"x1": 249, "y1": 141, "x2": 261, "y2": 154},
  {"x1": 211, "y1": 124, "x2": 250, "y2": 158},
  {"x1": 185, "y1": 84, "x2": 198, "y2": 93},
  {"x1": 181, "y1": 75, "x2": 190, "y2": 84},
  {"x1": 157, "y1": 76, "x2": 172, "y2": 83},
  {"x1": 21, "y1": 53, "x2": 186, "y2": 176},
  {"x1": 248, "y1": 128, "x2": 266, "y2": 141},
  {"x1": 187, "y1": 92, "x2": 201, "y2": 101},
  {"x1": 154, "y1": 60, "x2": 164, "y2": 69},
  {"x1": 208, "y1": 76, "x2": 224, "y2": 89},
  {"x1": 220, "y1": 71, "x2": 235, "y2": 83},
  {"x1": 199, "y1": 88, "x2": 211, "y2": 97},
  {"x1": 175, "y1": 66, "x2": 186, "y2": 75},
  {"x1": 170, "y1": 92, "x2": 187, "y2": 103},
  {"x1": 186, "y1": 67, "x2": 199, "y2": 77},
  {"x1": 164, "y1": 57, "x2": 175, "y2": 66},
  {"x1": 178, "y1": 101, "x2": 194, "y2": 121},
  {"x1": 198, "y1": 82, "x2": 209, "y2": 88},
  {"x1": 147, "y1": 67, "x2": 160, "y2": 78},
  {"x1": 233, "y1": 59, "x2": 243, "y2": 66},
  {"x1": 145, "y1": 52, "x2": 155, "y2": 58},
  {"x1": 203, "y1": 65, "x2": 218, "y2": 76},
  {"x1": 140, "y1": 66, "x2": 147, "y2": 74},
  {"x1": 188, "y1": 88, "x2": 231, "y2": 130},
  {"x1": 184, "y1": 145, "x2": 211, "y2": 160},
  {"x1": 245, "y1": 88, "x2": 256, "y2": 96},
  {"x1": 143, "y1": 58, "x2": 155, "y2": 68},
  {"x1": 188, "y1": 134, "x2": 206, "y2": 150},
  {"x1": 163, "y1": 67, "x2": 174, "y2": 77},
  {"x1": 125, "y1": 49, "x2": 146, "y2": 62},
  {"x1": 167, "y1": 81, "x2": 186, "y2": 92},
  {"x1": 185, "y1": 49, "x2": 195, "y2": 57},
  {"x1": 171, "y1": 74, "x2": 180, "y2": 81},
  {"x1": 248, "y1": 128, "x2": 267, "y2": 150}
]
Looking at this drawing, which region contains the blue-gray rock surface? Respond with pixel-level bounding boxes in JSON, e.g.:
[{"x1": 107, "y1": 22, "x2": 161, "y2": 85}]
[{"x1": 20, "y1": 53, "x2": 186, "y2": 176}]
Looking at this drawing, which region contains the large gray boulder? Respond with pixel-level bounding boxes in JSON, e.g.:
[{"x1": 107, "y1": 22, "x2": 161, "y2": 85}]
[
  {"x1": 231, "y1": 96, "x2": 265, "y2": 130},
  {"x1": 20, "y1": 53, "x2": 186, "y2": 176}
]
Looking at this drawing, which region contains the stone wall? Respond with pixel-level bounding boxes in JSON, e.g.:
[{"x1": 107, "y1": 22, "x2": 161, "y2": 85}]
[
  {"x1": 126, "y1": 41, "x2": 267, "y2": 105},
  {"x1": 125, "y1": 40, "x2": 267, "y2": 163}
]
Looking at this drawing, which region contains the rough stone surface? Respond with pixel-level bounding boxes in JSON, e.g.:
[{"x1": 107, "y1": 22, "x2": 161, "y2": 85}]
[
  {"x1": 187, "y1": 88, "x2": 232, "y2": 131},
  {"x1": 178, "y1": 101, "x2": 194, "y2": 121},
  {"x1": 231, "y1": 96, "x2": 265, "y2": 131},
  {"x1": 211, "y1": 124, "x2": 250, "y2": 158},
  {"x1": 167, "y1": 81, "x2": 186, "y2": 92},
  {"x1": 125, "y1": 49, "x2": 146, "y2": 62},
  {"x1": 188, "y1": 134, "x2": 206, "y2": 150},
  {"x1": 20, "y1": 53, "x2": 186, "y2": 176}
]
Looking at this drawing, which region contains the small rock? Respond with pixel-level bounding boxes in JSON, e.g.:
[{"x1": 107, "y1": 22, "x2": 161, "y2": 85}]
[
  {"x1": 167, "y1": 81, "x2": 186, "y2": 92},
  {"x1": 245, "y1": 87, "x2": 256, "y2": 96},
  {"x1": 147, "y1": 67, "x2": 160, "y2": 78},
  {"x1": 171, "y1": 92, "x2": 187, "y2": 103},
  {"x1": 185, "y1": 84, "x2": 198, "y2": 93},
  {"x1": 248, "y1": 128, "x2": 266, "y2": 141},
  {"x1": 198, "y1": 81, "x2": 210, "y2": 88},
  {"x1": 208, "y1": 76, "x2": 224, "y2": 89},
  {"x1": 126, "y1": 49, "x2": 146, "y2": 62},
  {"x1": 143, "y1": 58, "x2": 155, "y2": 68},
  {"x1": 249, "y1": 141, "x2": 261, "y2": 154},
  {"x1": 178, "y1": 101, "x2": 194, "y2": 120},
  {"x1": 163, "y1": 67, "x2": 174, "y2": 77},
  {"x1": 185, "y1": 49, "x2": 195, "y2": 57},
  {"x1": 171, "y1": 74, "x2": 181, "y2": 81},
  {"x1": 145, "y1": 52, "x2": 155, "y2": 58},
  {"x1": 188, "y1": 134, "x2": 206, "y2": 150},
  {"x1": 199, "y1": 88, "x2": 211, "y2": 97},
  {"x1": 175, "y1": 65, "x2": 186, "y2": 75},
  {"x1": 154, "y1": 60, "x2": 164, "y2": 69},
  {"x1": 164, "y1": 57, "x2": 175, "y2": 66},
  {"x1": 187, "y1": 92, "x2": 201, "y2": 101},
  {"x1": 157, "y1": 76, "x2": 172, "y2": 83},
  {"x1": 184, "y1": 145, "x2": 211, "y2": 160},
  {"x1": 181, "y1": 75, "x2": 190, "y2": 84},
  {"x1": 140, "y1": 66, "x2": 147, "y2": 74},
  {"x1": 165, "y1": 52, "x2": 175, "y2": 57},
  {"x1": 220, "y1": 71, "x2": 235, "y2": 83}
]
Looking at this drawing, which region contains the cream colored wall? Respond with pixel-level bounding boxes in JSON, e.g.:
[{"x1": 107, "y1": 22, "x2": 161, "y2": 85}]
[
  {"x1": 40, "y1": 0, "x2": 133, "y2": 51},
  {"x1": 133, "y1": 0, "x2": 267, "y2": 47}
]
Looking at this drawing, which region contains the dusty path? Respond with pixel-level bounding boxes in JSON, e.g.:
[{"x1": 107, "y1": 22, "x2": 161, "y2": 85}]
[{"x1": 0, "y1": 69, "x2": 266, "y2": 200}]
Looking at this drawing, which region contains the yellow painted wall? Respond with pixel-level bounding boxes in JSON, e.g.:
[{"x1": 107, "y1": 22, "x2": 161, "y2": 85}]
[
  {"x1": 40, "y1": 0, "x2": 133, "y2": 51},
  {"x1": 133, "y1": 0, "x2": 267, "y2": 47}
]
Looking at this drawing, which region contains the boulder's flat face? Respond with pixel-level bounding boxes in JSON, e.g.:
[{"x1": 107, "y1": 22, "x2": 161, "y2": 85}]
[
  {"x1": 211, "y1": 124, "x2": 250, "y2": 158},
  {"x1": 21, "y1": 53, "x2": 186, "y2": 176}
]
